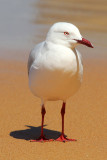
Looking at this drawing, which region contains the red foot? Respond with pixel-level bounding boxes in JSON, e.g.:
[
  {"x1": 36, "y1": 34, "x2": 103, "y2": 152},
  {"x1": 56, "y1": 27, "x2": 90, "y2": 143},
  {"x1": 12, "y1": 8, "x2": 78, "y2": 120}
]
[
  {"x1": 55, "y1": 134, "x2": 77, "y2": 142},
  {"x1": 30, "y1": 135, "x2": 53, "y2": 142}
]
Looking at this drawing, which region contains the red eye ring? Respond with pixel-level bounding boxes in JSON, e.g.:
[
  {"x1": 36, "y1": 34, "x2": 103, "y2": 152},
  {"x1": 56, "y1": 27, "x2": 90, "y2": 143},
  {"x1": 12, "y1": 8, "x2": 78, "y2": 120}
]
[{"x1": 64, "y1": 32, "x2": 69, "y2": 35}]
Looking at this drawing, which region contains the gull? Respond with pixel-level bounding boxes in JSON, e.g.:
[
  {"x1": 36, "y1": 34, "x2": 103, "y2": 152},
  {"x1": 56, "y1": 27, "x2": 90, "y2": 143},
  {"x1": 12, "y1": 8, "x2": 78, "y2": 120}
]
[{"x1": 28, "y1": 22, "x2": 93, "y2": 142}]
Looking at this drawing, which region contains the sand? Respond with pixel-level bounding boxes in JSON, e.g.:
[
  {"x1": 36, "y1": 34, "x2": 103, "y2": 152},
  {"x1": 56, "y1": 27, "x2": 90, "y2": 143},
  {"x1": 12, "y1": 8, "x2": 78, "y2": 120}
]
[{"x1": 0, "y1": 54, "x2": 107, "y2": 160}]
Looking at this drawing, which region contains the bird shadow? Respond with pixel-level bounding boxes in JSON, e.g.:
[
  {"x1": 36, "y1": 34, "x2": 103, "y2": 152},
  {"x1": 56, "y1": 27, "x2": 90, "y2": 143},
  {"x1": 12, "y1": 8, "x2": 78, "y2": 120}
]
[{"x1": 10, "y1": 125, "x2": 63, "y2": 141}]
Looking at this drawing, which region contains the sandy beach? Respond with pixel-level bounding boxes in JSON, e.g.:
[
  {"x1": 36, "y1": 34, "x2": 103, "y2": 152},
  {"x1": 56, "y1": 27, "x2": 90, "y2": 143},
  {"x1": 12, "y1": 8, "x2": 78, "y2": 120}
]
[
  {"x1": 0, "y1": 54, "x2": 106, "y2": 160},
  {"x1": 0, "y1": 0, "x2": 107, "y2": 159}
]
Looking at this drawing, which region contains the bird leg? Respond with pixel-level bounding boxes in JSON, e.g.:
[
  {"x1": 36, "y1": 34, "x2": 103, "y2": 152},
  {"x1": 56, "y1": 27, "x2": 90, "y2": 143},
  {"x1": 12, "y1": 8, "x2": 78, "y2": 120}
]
[
  {"x1": 30, "y1": 104, "x2": 53, "y2": 142},
  {"x1": 55, "y1": 102, "x2": 76, "y2": 142}
]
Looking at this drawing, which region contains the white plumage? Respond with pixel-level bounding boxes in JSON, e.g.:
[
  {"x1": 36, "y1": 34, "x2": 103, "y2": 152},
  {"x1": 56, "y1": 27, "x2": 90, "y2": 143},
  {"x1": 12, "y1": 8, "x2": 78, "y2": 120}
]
[{"x1": 28, "y1": 22, "x2": 83, "y2": 102}]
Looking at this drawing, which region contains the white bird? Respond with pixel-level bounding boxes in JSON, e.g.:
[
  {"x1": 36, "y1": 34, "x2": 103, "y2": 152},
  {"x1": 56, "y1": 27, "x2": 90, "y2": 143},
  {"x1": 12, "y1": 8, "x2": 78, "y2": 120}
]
[{"x1": 28, "y1": 22, "x2": 93, "y2": 142}]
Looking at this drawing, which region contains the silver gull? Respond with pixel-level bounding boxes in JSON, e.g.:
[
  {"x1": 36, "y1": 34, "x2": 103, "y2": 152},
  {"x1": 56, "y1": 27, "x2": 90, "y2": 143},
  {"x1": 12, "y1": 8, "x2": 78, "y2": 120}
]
[{"x1": 28, "y1": 22, "x2": 93, "y2": 142}]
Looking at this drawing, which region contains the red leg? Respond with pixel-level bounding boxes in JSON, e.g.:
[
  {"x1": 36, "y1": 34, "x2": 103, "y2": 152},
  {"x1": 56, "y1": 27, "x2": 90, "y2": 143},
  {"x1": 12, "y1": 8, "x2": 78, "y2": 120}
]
[
  {"x1": 55, "y1": 102, "x2": 76, "y2": 142},
  {"x1": 30, "y1": 104, "x2": 53, "y2": 142}
]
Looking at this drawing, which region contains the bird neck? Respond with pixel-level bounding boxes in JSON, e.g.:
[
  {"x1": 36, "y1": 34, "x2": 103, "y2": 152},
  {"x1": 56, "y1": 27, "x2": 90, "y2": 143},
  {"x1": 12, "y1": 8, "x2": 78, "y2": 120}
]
[{"x1": 46, "y1": 39, "x2": 76, "y2": 50}]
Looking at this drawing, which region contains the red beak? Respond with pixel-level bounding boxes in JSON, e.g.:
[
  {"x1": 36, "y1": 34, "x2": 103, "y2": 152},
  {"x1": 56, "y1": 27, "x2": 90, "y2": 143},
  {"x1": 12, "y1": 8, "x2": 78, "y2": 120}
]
[{"x1": 76, "y1": 38, "x2": 94, "y2": 48}]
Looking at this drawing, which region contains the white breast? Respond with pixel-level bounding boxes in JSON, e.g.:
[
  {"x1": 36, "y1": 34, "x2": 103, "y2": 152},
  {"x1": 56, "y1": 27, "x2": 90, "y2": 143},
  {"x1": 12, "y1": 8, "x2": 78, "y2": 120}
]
[{"x1": 29, "y1": 43, "x2": 83, "y2": 101}]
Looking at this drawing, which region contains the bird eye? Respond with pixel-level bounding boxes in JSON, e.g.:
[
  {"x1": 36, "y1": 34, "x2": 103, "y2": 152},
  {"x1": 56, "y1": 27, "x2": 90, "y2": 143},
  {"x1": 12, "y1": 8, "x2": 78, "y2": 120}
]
[{"x1": 64, "y1": 32, "x2": 69, "y2": 35}]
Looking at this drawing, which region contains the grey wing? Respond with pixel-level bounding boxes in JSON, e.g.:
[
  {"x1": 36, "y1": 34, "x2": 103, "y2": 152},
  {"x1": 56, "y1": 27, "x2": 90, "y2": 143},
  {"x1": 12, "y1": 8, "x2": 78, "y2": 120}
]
[
  {"x1": 27, "y1": 49, "x2": 35, "y2": 75},
  {"x1": 27, "y1": 42, "x2": 45, "y2": 75}
]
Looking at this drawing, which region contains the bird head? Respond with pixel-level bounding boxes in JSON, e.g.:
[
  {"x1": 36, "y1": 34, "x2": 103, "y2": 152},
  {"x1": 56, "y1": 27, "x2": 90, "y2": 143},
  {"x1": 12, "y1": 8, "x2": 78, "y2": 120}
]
[{"x1": 46, "y1": 22, "x2": 93, "y2": 49}]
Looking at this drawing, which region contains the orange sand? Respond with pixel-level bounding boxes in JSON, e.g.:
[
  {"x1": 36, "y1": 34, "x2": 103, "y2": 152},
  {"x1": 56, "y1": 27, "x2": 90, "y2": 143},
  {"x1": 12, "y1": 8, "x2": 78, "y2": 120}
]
[{"x1": 0, "y1": 57, "x2": 107, "y2": 160}]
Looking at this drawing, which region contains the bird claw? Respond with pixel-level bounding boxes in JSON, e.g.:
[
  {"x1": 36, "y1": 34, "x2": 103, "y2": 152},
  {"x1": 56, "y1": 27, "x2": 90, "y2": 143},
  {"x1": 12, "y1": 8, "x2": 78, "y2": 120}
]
[
  {"x1": 55, "y1": 134, "x2": 77, "y2": 142},
  {"x1": 30, "y1": 135, "x2": 53, "y2": 142}
]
